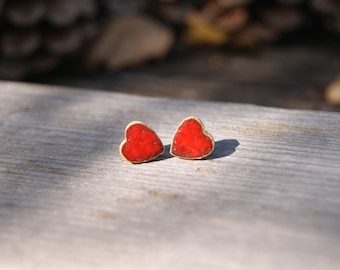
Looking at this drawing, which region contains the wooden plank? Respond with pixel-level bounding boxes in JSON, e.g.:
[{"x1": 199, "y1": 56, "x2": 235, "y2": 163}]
[{"x1": 0, "y1": 81, "x2": 340, "y2": 270}]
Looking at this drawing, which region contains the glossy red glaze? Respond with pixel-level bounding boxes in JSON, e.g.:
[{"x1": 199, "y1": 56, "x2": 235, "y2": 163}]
[
  {"x1": 120, "y1": 122, "x2": 164, "y2": 163},
  {"x1": 170, "y1": 117, "x2": 214, "y2": 159}
]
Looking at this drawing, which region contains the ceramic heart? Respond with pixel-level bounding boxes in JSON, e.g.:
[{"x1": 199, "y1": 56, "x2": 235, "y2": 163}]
[
  {"x1": 120, "y1": 121, "x2": 164, "y2": 163},
  {"x1": 170, "y1": 116, "x2": 214, "y2": 159}
]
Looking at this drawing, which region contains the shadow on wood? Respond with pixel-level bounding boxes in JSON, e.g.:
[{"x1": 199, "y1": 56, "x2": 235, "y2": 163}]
[
  {"x1": 155, "y1": 144, "x2": 173, "y2": 161},
  {"x1": 207, "y1": 139, "x2": 239, "y2": 159}
]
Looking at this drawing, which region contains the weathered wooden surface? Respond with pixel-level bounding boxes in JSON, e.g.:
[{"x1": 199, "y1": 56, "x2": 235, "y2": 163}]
[{"x1": 0, "y1": 81, "x2": 340, "y2": 270}]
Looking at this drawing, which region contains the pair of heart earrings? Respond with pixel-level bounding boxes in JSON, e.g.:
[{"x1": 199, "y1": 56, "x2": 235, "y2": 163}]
[{"x1": 120, "y1": 116, "x2": 215, "y2": 164}]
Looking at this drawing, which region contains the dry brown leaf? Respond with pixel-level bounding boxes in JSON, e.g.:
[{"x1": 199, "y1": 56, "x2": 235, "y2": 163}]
[
  {"x1": 87, "y1": 13, "x2": 174, "y2": 71},
  {"x1": 184, "y1": 11, "x2": 228, "y2": 46},
  {"x1": 217, "y1": 8, "x2": 248, "y2": 33}
]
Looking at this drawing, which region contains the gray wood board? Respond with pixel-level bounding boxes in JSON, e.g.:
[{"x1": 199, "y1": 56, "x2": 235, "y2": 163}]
[{"x1": 0, "y1": 81, "x2": 340, "y2": 270}]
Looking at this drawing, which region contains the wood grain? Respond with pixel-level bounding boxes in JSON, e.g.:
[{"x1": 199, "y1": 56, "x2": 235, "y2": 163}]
[{"x1": 0, "y1": 81, "x2": 340, "y2": 270}]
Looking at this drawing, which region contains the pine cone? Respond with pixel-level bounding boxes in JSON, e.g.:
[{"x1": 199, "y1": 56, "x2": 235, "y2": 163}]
[{"x1": 0, "y1": 0, "x2": 99, "y2": 79}]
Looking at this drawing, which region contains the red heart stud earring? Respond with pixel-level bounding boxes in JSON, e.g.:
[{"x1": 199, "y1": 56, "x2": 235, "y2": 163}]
[
  {"x1": 170, "y1": 116, "x2": 214, "y2": 159},
  {"x1": 120, "y1": 121, "x2": 164, "y2": 164}
]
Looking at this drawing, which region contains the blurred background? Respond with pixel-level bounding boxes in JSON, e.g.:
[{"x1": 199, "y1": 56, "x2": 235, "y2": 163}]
[{"x1": 1, "y1": 0, "x2": 340, "y2": 111}]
